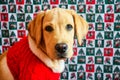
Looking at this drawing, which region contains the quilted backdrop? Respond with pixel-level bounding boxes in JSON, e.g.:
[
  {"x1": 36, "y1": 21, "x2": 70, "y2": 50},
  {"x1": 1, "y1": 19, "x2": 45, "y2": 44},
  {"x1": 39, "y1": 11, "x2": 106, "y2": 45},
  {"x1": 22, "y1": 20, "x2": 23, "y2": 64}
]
[{"x1": 0, "y1": 0, "x2": 120, "y2": 80}]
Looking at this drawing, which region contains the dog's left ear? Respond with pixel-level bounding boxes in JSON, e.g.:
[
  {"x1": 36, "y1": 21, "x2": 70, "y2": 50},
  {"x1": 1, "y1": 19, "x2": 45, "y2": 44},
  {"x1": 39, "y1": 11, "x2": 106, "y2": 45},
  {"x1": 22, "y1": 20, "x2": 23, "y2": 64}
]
[
  {"x1": 28, "y1": 11, "x2": 45, "y2": 47},
  {"x1": 67, "y1": 10, "x2": 89, "y2": 45},
  {"x1": 73, "y1": 13, "x2": 89, "y2": 45}
]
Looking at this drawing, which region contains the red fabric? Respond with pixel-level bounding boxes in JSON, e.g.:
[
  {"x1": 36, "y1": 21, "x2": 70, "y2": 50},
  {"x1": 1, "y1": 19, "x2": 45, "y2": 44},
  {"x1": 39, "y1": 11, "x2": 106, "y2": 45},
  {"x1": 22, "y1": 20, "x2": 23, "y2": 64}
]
[{"x1": 7, "y1": 37, "x2": 60, "y2": 80}]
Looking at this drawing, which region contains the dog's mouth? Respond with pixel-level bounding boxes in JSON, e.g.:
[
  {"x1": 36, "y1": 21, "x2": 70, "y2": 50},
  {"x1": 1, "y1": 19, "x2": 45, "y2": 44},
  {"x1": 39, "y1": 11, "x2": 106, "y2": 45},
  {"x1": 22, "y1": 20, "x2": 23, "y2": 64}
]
[
  {"x1": 57, "y1": 52, "x2": 68, "y2": 60},
  {"x1": 57, "y1": 57, "x2": 67, "y2": 61}
]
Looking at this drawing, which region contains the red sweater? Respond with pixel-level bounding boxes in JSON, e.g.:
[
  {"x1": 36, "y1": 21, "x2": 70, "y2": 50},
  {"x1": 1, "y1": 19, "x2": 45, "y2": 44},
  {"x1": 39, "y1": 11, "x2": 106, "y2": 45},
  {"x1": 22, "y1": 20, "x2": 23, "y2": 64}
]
[{"x1": 7, "y1": 37, "x2": 60, "y2": 80}]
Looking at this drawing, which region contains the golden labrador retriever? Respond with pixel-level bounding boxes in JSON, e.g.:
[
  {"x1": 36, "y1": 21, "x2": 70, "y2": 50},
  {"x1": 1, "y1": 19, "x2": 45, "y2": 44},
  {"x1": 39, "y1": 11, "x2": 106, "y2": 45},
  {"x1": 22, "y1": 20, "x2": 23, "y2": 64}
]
[{"x1": 0, "y1": 8, "x2": 88, "y2": 80}]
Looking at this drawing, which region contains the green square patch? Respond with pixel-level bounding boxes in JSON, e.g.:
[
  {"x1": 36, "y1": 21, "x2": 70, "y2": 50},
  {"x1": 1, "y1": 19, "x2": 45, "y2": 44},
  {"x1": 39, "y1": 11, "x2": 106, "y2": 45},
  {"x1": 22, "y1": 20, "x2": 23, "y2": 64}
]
[{"x1": 2, "y1": 30, "x2": 9, "y2": 37}]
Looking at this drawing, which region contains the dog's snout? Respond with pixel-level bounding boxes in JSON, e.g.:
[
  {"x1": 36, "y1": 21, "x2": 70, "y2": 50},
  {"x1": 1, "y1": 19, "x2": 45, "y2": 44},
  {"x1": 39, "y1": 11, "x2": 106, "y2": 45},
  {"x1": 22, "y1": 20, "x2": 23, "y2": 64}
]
[{"x1": 55, "y1": 43, "x2": 68, "y2": 53}]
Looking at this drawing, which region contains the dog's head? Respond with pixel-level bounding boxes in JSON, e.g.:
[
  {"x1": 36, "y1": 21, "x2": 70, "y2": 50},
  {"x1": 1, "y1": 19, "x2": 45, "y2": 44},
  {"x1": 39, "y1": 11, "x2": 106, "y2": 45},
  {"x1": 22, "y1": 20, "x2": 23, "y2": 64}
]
[{"x1": 28, "y1": 8, "x2": 88, "y2": 60}]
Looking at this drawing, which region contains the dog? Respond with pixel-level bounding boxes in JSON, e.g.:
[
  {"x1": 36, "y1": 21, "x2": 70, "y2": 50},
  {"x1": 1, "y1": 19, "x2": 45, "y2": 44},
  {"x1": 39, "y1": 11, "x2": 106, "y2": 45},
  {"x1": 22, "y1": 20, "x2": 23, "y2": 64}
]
[{"x1": 0, "y1": 8, "x2": 88, "y2": 80}]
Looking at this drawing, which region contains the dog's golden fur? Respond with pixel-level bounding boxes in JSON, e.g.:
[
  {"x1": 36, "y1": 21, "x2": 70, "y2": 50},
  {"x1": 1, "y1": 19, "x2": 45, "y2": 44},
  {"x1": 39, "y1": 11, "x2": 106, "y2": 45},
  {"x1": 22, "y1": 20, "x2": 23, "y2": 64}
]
[{"x1": 0, "y1": 8, "x2": 88, "y2": 80}]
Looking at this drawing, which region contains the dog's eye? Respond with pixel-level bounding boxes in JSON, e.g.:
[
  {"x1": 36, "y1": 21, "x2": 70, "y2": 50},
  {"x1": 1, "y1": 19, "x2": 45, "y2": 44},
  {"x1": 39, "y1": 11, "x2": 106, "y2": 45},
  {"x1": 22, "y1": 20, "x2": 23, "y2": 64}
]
[
  {"x1": 66, "y1": 24, "x2": 73, "y2": 31},
  {"x1": 45, "y1": 26, "x2": 53, "y2": 32}
]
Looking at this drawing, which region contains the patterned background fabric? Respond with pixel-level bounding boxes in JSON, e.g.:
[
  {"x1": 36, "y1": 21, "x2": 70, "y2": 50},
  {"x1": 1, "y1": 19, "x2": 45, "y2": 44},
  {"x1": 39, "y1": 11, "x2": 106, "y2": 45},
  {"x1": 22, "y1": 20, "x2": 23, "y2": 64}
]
[{"x1": 0, "y1": 0, "x2": 120, "y2": 80}]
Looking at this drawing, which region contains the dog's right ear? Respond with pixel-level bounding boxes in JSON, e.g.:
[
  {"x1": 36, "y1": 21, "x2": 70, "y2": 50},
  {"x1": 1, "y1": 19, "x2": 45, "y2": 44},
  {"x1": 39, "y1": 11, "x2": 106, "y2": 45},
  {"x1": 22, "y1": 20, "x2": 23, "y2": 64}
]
[{"x1": 28, "y1": 11, "x2": 45, "y2": 46}]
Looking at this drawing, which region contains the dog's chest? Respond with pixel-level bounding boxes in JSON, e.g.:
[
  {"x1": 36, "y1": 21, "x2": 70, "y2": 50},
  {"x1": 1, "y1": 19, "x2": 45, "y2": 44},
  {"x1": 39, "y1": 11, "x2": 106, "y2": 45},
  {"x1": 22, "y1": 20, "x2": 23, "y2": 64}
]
[{"x1": 19, "y1": 56, "x2": 60, "y2": 80}]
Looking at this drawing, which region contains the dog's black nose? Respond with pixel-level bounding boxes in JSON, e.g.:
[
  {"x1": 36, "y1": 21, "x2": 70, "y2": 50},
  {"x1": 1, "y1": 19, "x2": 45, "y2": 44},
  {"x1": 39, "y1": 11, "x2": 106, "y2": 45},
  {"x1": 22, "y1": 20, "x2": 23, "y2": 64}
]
[{"x1": 55, "y1": 43, "x2": 68, "y2": 53}]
